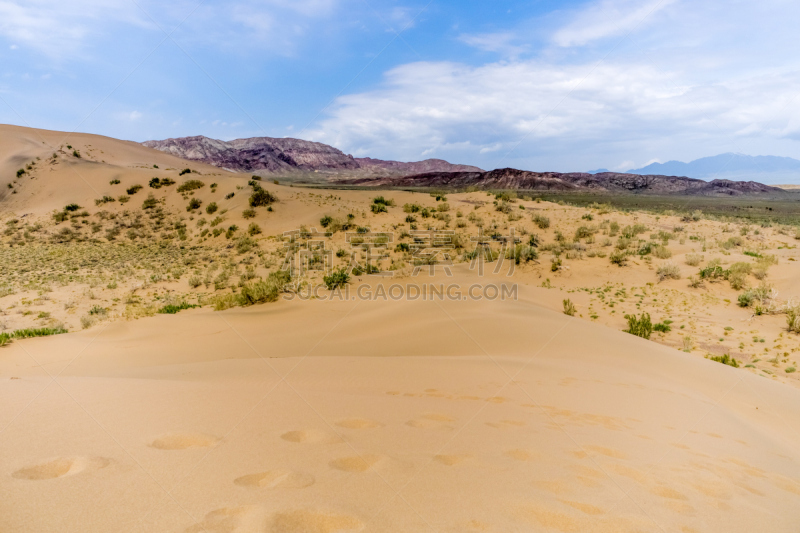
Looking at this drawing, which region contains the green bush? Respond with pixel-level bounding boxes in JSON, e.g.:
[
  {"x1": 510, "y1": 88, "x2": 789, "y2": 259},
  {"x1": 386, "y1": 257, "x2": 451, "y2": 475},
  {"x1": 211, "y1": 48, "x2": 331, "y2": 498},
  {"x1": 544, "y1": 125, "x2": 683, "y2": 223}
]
[
  {"x1": 323, "y1": 267, "x2": 350, "y2": 289},
  {"x1": 610, "y1": 249, "x2": 627, "y2": 266},
  {"x1": 371, "y1": 202, "x2": 388, "y2": 214},
  {"x1": 65, "y1": 203, "x2": 81, "y2": 212},
  {"x1": 249, "y1": 187, "x2": 276, "y2": 207},
  {"x1": 624, "y1": 313, "x2": 652, "y2": 339},
  {"x1": 179, "y1": 168, "x2": 192, "y2": 176},
  {"x1": 142, "y1": 194, "x2": 159, "y2": 209},
  {"x1": 177, "y1": 179, "x2": 204, "y2": 192},
  {"x1": 110, "y1": 179, "x2": 121, "y2": 185},
  {"x1": 247, "y1": 222, "x2": 261, "y2": 236},
  {"x1": 709, "y1": 354, "x2": 739, "y2": 368},
  {"x1": 738, "y1": 292, "x2": 753, "y2": 307},
  {"x1": 373, "y1": 196, "x2": 394, "y2": 207},
  {"x1": 320, "y1": 215, "x2": 333, "y2": 228},
  {"x1": 158, "y1": 302, "x2": 199, "y2": 314},
  {"x1": 126, "y1": 184, "x2": 143, "y2": 195},
  {"x1": 242, "y1": 208, "x2": 256, "y2": 219},
  {"x1": 206, "y1": 202, "x2": 218, "y2": 215},
  {"x1": 95, "y1": 195, "x2": 116, "y2": 206},
  {"x1": 227, "y1": 270, "x2": 292, "y2": 308},
  {"x1": 187, "y1": 198, "x2": 202, "y2": 211},
  {"x1": 563, "y1": 299, "x2": 576, "y2": 316}
]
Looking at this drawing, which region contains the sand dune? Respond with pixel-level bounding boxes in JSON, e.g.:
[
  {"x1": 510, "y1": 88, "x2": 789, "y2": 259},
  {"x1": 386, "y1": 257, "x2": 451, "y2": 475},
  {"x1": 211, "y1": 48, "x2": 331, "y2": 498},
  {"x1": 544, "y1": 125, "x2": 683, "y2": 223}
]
[
  {"x1": 1, "y1": 124, "x2": 800, "y2": 531},
  {"x1": 2, "y1": 282, "x2": 799, "y2": 532}
]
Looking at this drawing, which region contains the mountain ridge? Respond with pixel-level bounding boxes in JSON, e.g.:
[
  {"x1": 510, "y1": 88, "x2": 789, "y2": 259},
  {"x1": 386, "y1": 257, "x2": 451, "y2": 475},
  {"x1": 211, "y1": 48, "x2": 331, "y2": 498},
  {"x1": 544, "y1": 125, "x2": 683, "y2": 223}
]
[
  {"x1": 626, "y1": 153, "x2": 800, "y2": 184},
  {"x1": 142, "y1": 135, "x2": 483, "y2": 176},
  {"x1": 343, "y1": 167, "x2": 786, "y2": 196}
]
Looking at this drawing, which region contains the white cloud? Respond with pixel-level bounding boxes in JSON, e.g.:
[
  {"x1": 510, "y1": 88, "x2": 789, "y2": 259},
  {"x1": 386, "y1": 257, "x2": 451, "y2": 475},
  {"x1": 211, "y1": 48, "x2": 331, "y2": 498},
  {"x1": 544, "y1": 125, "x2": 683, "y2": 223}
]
[
  {"x1": 0, "y1": 0, "x2": 145, "y2": 56},
  {"x1": 552, "y1": 0, "x2": 676, "y2": 47},
  {"x1": 459, "y1": 32, "x2": 528, "y2": 58},
  {"x1": 309, "y1": 57, "x2": 800, "y2": 167}
]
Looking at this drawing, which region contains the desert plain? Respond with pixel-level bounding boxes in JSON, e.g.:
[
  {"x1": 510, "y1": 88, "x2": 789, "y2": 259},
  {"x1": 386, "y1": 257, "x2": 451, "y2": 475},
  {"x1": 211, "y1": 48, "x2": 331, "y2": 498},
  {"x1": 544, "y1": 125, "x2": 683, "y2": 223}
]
[{"x1": 1, "y1": 124, "x2": 800, "y2": 532}]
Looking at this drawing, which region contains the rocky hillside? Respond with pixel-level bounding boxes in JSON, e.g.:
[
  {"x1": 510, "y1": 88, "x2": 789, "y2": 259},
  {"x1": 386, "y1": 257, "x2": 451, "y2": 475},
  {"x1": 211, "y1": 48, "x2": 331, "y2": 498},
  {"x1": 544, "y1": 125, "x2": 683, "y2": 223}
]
[
  {"x1": 142, "y1": 135, "x2": 481, "y2": 176},
  {"x1": 343, "y1": 168, "x2": 786, "y2": 196}
]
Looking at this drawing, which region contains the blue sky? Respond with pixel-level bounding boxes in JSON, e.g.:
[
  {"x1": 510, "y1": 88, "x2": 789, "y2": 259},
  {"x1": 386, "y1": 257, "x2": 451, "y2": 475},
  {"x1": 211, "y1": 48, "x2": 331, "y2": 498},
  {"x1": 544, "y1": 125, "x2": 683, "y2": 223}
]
[{"x1": 1, "y1": 0, "x2": 800, "y2": 172}]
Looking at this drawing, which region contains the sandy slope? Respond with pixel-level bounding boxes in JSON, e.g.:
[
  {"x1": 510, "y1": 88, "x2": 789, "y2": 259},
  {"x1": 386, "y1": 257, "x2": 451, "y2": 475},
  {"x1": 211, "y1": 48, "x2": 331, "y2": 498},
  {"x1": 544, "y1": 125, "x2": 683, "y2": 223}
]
[{"x1": 2, "y1": 279, "x2": 799, "y2": 532}]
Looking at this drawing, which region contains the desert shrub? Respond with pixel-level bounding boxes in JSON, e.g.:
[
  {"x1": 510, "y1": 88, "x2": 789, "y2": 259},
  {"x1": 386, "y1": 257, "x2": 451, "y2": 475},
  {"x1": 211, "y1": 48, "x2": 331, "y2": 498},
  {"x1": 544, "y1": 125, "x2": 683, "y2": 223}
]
[
  {"x1": 177, "y1": 179, "x2": 204, "y2": 192},
  {"x1": 53, "y1": 211, "x2": 69, "y2": 223},
  {"x1": 118, "y1": 195, "x2": 130, "y2": 203},
  {"x1": 437, "y1": 202, "x2": 450, "y2": 212},
  {"x1": 685, "y1": 253, "x2": 703, "y2": 266},
  {"x1": 610, "y1": 249, "x2": 627, "y2": 266},
  {"x1": 160, "y1": 177, "x2": 175, "y2": 187},
  {"x1": 95, "y1": 195, "x2": 116, "y2": 206},
  {"x1": 405, "y1": 215, "x2": 417, "y2": 224},
  {"x1": 236, "y1": 236, "x2": 255, "y2": 253},
  {"x1": 323, "y1": 268, "x2": 350, "y2": 289},
  {"x1": 65, "y1": 203, "x2": 81, "y2": 212},
  {"x1": 653, "y1": 320, "x2": 672, "y2": 333},
  {"x1": 787, "y1": 304, "x2": 800, "y2": 334},
  {"x1": 506, "y1": 244, "x2": 538, "y2": 264},
  {"x1": 709, "y1": 354, "x2": 739, "y2": 368},
  {"x1": 225, "y1": 270, "x2": 291, "y2": 308},
  {"x1": 241, "y1": 208, "x2": 256, "y2": 219},
  {"x1": 624, "y1": 313, "x2": 652, "y2": 339},
  {"x1": 373, "y1": 196, "x2": 395, "y2": 207},
  {"x1": 142, "y1": 194, "x2": 159, "y2": 209},
  {"x1": 158, "y1": 302, "x2": 198, "y2": 314},
  {"x1": 700, "y1": 265, "x2": 727, "y2": 280},
  {"x1": 320, "y1": 215, "x2": 333, "y2": 228},
  {"x1": 249, "y1": 187, "x2": 276, "y2": 207},
  {"x1": 563, "y1": 299, "x2": 576, "y2": 316},
  {"x1": 188, "y1": 276, "x2": 203, "y2": 288},
  {"x1": 179, "y1": 168, "x2": 193, "y2": 176},
  {"x1": 622, "y1": 224, "x2": 648, "y2": 239},
  {"x1": 187, "y1": 198, "x2": 202, "y2": 211},
  {"x1": 206, "y1": 202, "x2": 218, "y2": 214},
  {"x1": 126, "y1": 184, "x2": 143, "y2": 195},
  {"x1": 247, "y1": 222, "x2": 262, "y2": 236},
  {"x1": 149, "y1": 177, "x2": 162, "y2": 188},
  {"x1": 688, "y1": 275, "x2": 703, "y2": 288},
  {"x1": 738, "y1": 292, "x2": 754, "y2": 307},
  {"x1": 371, "y1": 202, "x2": 388, "y2": 214},
  {"x1": 656, "y1": 262, "x2": 681, "y2": 281},
  {"x1": 495, "y1": 201, "x2": 512, "y2": 214},
  {"x1": 403, "y1": 203, "x2": 421, "y2": 213},
  {"x1": 574, "y1": 226, "x2": 594, "y2": 239},
  {"x1": 532, "y1": 214, "x2": 550, "y2": 229},
  {"x1": 652, "y1": 245, "x2": 672, "y2": 259}
]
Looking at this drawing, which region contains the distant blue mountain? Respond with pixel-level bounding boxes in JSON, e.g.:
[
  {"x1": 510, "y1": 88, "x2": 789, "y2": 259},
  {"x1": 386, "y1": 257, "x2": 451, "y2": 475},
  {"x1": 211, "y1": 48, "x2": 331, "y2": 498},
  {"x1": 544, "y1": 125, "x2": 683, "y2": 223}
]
[
  {"x1": 626, "y1": 153, "x2": 800, "y2": 184},
  {"x1": 587, "y1": 168, "x2": 609, "y2": 174}
]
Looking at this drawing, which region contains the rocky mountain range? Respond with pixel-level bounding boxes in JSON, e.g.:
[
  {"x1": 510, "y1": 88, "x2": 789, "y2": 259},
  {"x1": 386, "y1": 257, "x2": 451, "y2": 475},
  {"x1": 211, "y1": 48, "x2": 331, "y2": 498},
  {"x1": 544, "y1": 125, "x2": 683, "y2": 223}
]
[
  {"x1": 142, "y1": 135, "x2": 482, "y2": 176},
  {"x1": 344, "y1": 168, "x2": 786, "y2": 196},
  {"x1": 625, "y1": 153, "x2": 800, "y2": 185}
]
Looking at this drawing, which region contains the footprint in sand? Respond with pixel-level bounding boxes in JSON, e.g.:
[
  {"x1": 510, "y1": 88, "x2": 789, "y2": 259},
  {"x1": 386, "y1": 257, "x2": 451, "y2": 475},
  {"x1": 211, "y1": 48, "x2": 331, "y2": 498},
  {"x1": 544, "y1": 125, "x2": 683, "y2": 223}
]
[
  {"x1": 335, "y1": 418, "x2": 384, "y2": 430},
  {"x1": 406, "y1": 413, "x2": 456, "y2": 430},
  {"x1": 281, "y1": 429, "x2": 343, "y2": 444},
  {"x1": 486, "y1": 420, "x2": 526, "y2": 429},
  {"x1": 504, "y1": 449, "x2": 538, "y2": 462},
  {"x1": 433, "y1": 454, "x2": 471, "y2": 466},
  {"x1": 329, "y1": 454, "x2": 382, "y2": 473},
  {"x1": 187, "y1": 506, "x2": 363, "y2": 533},
  {"x1": 234, "y1": 470, "x2": 315, "y2": 489},
  {"x1": 12, "y1": 456, "x2": 111, "y2": 480},
  {"x1": 150, "y1": 434, "x2": 220, "y2": 450},
  {"x1": 185, "y1": 506, "x2": 266, "y2": 533},
  {"x1": 270, "y1": 509, "x2": 363, "y2": 533}
]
